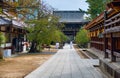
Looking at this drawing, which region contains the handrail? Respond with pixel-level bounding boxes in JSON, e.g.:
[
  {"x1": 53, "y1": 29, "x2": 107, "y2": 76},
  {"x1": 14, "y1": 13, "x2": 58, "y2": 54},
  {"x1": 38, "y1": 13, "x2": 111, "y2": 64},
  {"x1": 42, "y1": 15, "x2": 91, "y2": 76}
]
[
  {"x1": 105, "y1": 12, "x2": 120, "y2": 23},
  {"x1": 105, "y1": 19, "x2": 120, "y2": 27}
]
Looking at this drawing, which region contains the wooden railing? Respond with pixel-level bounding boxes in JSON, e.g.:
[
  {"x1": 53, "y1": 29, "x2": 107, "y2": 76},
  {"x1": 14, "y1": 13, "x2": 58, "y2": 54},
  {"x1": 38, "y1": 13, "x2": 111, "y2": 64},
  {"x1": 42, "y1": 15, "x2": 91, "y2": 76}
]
[
  {"x1": 104, "y1": 12, "x2": 120, "y2": 33},
  {"x1": 106, "y1": 49, "x2": 120, "y2": 57},
  {"x1": 105, "y1": 12, "x2": 120, "y2": 23},
  {"x1": 105, "y1": 26, "x2": 120, "y2": 33},
  {"x1": 105, "y1": 19, "x2": 120, "y2": 27},
  {"x1": 114, "y1": 51, "x2": 120, "y2": 57},
  {"x1": 106, "y1": 49, "x2": 111, "y2": 54}
]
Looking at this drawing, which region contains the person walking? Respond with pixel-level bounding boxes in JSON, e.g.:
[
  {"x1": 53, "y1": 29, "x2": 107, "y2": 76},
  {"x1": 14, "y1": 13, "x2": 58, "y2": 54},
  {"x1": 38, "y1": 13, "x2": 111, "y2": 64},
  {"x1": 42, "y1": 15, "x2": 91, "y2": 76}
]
[
  {"x1": 70, "y1": 41, "x2": 73, "y2": 49},
  {"x1": 56, "y1": 42, "x2": 59, "y2": 49}
]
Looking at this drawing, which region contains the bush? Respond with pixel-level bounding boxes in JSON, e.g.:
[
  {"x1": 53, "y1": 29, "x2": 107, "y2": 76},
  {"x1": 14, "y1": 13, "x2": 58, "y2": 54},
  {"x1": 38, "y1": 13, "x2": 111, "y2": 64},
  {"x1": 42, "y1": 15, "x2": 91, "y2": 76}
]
[
  {"x1": 75, "y1": 28, "x2": 90, "y2": 48},
  {"x1": 0, "y1": 32, "x2": 6, "y2": 59}
]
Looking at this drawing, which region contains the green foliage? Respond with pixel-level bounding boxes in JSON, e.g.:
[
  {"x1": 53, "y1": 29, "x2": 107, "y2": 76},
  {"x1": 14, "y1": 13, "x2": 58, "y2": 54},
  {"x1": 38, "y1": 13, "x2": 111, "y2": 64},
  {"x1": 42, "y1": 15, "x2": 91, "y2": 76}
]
[
  {"x1": 0, "y1": 32, "x2": 5, "y2": 59},
  {"x1": 26, "y1": 18, "x2": 52, "y2": 44},
  {"x1": 86, "y1": 0, "x2": 112, "y2": 20},
  {"x1": 60, "y1": 32, "x2": 68, "y2": 42},
  {"x1": 0, "y1": 32, "x2": 6, "y2": 45},
  {"x1": 17, "y1": 0, "x2": 39, "y2": 20},
  {"x1": 20, "y1": 0, "x2": 66, "y2": 52},
  {"x1": 0, "y1": 8, "x2": 2, "y2": 14},
  {"x1": 53, "y1": 30, "x2": 68, "y2": 43},
  {"x1": 26, "y1": 15, "x2": 65, "y2": 51},
  {"x1": 18, "y1": 0, "x2": 39, "y2": 7},
  {"x1": 75, "y1": 28, "x2": 90, "y2": 47},
  {"x1": 17, "y1": 0, "x2": 54, "y2": 20}
]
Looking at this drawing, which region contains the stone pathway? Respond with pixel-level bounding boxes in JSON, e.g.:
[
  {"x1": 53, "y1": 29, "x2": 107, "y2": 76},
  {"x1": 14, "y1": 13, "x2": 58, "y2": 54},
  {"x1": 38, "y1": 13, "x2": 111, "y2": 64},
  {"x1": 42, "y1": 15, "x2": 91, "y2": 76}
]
[{"x1": 25, "y1": 44, "x2": 104, "y2": 78}]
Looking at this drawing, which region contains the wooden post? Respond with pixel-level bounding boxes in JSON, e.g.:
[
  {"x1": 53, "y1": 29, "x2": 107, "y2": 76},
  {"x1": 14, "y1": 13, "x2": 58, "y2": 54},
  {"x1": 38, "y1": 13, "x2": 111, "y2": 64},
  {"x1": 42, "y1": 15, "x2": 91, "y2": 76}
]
[
  {"x1": 111, "y1": 33, "x2": 116, "y2": 62},
  {"x1": 9, "y1": 20, "x2": 13, "y2": 43},
  {"x1": 104, "y1": 10, "x2": 109, "y2": 58},
  {"x1": 9, "y1": 20, "x2": 13, "y2": 53},
  {"x1": 104, "y1": 34, "x2": 108, "y2": 58}
]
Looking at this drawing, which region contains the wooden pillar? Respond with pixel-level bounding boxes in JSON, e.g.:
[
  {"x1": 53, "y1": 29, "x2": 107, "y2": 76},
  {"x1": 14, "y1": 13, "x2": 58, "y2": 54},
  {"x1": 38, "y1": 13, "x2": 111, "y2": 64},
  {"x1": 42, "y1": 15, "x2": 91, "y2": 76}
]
[
  {"x1": 110, "y1": 33, "x2": 116, "y2": 62},
  {"x1": 0, "y1": 25, "x2": 1, "y2": 31},
  {"x1": 104, "y1": 34, "x2": 108, "y2": 58},
  {"x1": 104, "y1": 10, "x2": 109, "y2": 58},
  {"x1": 9, "y1": 26, "x2": 12, "y2": 42},
  {"x1": 9, "y1": 20, "x2": 13, "y2": 53},
  {"x1": 8, "y1": 20, "x2": 13, "y2": 43}
]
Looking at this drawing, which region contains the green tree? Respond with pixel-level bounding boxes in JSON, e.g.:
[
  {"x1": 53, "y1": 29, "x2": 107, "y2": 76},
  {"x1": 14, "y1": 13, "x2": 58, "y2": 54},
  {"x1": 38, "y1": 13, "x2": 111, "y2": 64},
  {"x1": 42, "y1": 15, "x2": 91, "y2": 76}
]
[
  {"x1": 86, "y1": 0, "x2": 112, "y2": 20},
  {"x1": 26, "y1": 15, "x2": 62, "y2": 52},
  {"x1": 17, "y1": 0, "x2": 54, "y2": 20},
  {"x1": 53, "y1": 30, "x2": 67, "y2": 43},
  {"x1": 22, "y1": 0, "x2": 66, "y2": 52},
  {"x1": 75, "y1": 28, "x2": 90, "y2": 48},
  {"x1": 0, "y1": 32, "x2": 6, "y2": 59},
  {"x1": 19, "y1": 0, "x2": 55, "y2": 53},
  {"x1": 59, "y1": 31, "x2": 68, "y2": 43},
  {"x1": 0, "y1": 32, "x2": 5, "y2": 45},
  {"x1": 17, "y1": 0, "x2": 39, "y2": 20}
]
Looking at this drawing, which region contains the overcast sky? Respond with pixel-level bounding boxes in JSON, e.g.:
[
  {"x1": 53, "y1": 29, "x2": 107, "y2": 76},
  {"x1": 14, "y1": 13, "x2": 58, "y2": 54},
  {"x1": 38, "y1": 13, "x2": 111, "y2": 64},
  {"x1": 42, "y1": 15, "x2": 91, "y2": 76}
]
[{"x1": 43, "y1": 0, "x2": 89, "y2": 11}]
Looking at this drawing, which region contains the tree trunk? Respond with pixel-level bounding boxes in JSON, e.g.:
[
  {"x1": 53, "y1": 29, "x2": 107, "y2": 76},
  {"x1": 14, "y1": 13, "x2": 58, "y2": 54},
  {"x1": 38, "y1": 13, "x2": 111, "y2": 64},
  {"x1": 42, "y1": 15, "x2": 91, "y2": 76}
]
[
  {"x1": 29, "y1": 41, "x2": 38, "y2": 53},
  {"x1": 0, "y1": 47, "x2": 3, "y2": 59}
]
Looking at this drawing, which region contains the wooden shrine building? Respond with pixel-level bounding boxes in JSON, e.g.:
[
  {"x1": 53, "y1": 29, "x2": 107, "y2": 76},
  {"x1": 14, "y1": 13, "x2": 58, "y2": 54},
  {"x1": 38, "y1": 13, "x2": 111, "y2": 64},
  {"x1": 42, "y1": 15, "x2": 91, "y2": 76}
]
[
  {"x1": 84, "y1": 0, "x2": 120, "y2": 62},
  {"x1": 53, "y1": 11, "x2": 88, "y2": 41},
  {"x1": 85, "y1": 1, "x2": 120, "y2": 77}
]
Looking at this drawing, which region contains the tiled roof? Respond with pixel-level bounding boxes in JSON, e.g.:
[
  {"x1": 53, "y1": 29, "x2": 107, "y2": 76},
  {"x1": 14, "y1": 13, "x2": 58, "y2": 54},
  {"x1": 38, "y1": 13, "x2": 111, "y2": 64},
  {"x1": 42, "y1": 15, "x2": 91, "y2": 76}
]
[
  {"x1": 0, "y1": 16, "x2": 26, "y2": 28},
  {"x1": 53, "y1": 11, "x2": 88, "y2": 23},
  {"x1": 12, "y1": 20, "x2": 26, "y2": 28},
  {"x1": 0, "y1": 17, "x2": 11, "y2": 25}
]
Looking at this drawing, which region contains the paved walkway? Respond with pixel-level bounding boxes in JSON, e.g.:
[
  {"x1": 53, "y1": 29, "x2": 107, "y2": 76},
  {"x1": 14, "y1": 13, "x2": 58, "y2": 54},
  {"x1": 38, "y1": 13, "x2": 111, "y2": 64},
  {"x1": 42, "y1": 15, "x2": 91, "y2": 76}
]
[{"x1": 25, "y1": 44, "x2": 104, "y2": 78}]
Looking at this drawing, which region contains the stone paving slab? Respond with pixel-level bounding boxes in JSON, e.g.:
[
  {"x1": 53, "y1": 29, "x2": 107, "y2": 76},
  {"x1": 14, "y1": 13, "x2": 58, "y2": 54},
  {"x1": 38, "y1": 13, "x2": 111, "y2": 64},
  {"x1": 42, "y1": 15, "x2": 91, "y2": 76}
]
[{"x1": 25, "y1": 44, "x2": 104, "y2": 78}]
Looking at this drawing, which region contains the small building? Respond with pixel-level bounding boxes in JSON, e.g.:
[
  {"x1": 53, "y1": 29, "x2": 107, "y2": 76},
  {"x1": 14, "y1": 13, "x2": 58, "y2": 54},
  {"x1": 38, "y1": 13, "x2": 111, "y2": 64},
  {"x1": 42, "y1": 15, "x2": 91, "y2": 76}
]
[
  {"x1": 0, "y1": 16, "x2": 26, "y2": 54},
  {"x1": 0, "y1": 0, "x2": 27, "y2": 54},
  {"x1": 53, "y1": 11, "x2": 88, "y2": 41}
]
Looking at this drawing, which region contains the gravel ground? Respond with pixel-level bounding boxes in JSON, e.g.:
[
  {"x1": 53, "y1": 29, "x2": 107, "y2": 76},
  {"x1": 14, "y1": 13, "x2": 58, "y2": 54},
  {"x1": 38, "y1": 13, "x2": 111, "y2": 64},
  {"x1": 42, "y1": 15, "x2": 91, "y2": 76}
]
[{"x1": 0, "y1": 48, "x2": 57, "y2": 78}]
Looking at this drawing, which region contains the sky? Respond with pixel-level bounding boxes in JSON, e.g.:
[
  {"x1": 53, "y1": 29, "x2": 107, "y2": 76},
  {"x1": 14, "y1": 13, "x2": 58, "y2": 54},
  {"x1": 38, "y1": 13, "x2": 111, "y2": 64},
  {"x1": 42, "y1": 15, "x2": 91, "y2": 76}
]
[{"x1": 43, "y1": 0, "x2": 89, "y2": 11}]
